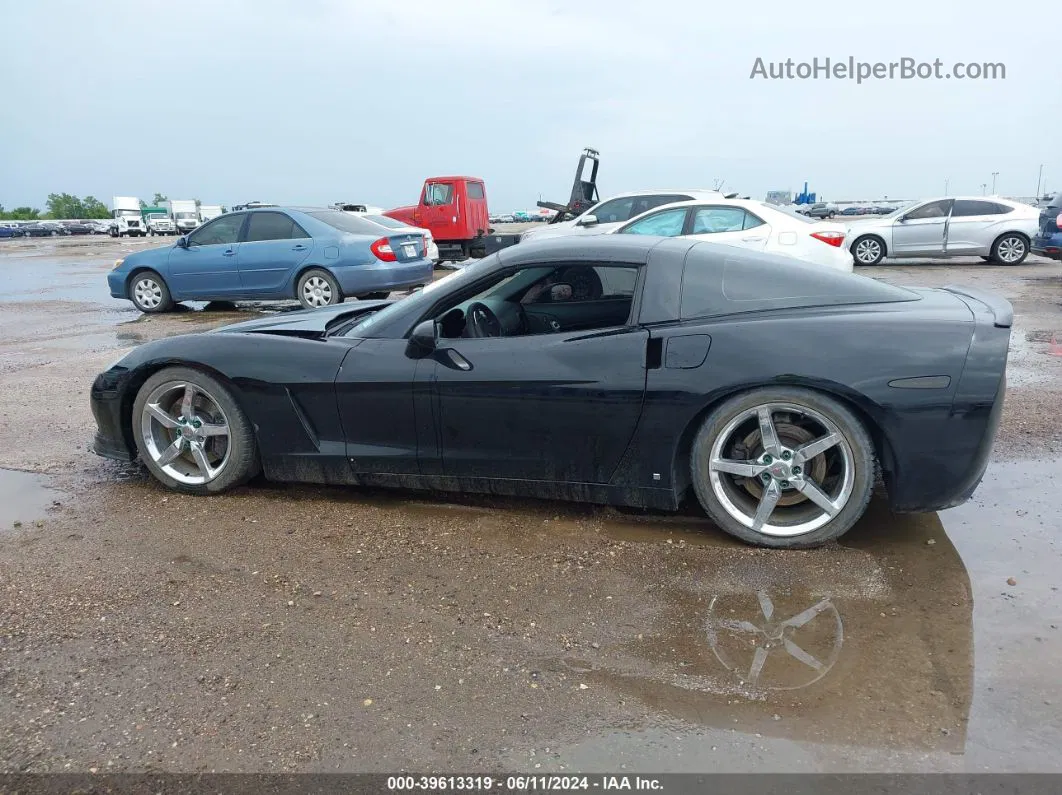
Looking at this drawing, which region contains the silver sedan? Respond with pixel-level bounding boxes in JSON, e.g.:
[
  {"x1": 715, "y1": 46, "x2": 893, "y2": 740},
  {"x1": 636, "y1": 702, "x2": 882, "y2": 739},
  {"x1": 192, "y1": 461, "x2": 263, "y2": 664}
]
[{"x1": 846, "y1": 197, "x2": 1040, "y2": 265}]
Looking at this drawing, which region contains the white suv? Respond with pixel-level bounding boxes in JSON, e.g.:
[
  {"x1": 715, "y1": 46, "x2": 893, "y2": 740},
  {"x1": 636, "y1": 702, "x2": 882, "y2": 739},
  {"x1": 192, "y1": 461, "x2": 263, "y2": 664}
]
[{"x1": 520, "y1": 189, "x2": 725, "y2": 242}]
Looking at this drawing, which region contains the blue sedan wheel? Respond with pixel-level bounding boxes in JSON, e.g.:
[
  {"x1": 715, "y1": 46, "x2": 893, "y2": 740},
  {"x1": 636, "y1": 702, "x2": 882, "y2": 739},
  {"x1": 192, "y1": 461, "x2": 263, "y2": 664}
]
[{"x1": 297, "y1": 268, "x2": 342, "y2": 309}]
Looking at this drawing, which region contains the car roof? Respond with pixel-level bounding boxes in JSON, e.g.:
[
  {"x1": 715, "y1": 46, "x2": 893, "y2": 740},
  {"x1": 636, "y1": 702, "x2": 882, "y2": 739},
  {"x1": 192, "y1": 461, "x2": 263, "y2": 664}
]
[{"x1": 596, "y1": 189, "x2": 724, "y2": 201}]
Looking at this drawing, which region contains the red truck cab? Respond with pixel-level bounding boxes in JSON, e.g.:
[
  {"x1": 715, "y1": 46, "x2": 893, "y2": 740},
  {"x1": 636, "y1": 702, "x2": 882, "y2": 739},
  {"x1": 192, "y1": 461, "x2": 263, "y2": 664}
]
[{"x1": 385, "y1": 177, "x2": 491, "y2": 260}]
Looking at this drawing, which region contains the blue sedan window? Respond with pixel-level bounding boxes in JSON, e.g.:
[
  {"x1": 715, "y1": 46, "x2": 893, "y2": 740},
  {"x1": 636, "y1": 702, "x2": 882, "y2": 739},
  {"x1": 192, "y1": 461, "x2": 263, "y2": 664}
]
[
  {"x1": 621, "y1": 207, "x2": 687, "y2": 236},
  {"x1": 189, "y1": 214, "x2": 244, "y2": 245}
]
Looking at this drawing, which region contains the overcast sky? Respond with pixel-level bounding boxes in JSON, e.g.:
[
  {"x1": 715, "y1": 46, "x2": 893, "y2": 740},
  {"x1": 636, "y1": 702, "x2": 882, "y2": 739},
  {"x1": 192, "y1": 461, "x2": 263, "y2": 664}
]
[{"x1": 2, "y1": 0, "x2": 1058, "y2": 211}]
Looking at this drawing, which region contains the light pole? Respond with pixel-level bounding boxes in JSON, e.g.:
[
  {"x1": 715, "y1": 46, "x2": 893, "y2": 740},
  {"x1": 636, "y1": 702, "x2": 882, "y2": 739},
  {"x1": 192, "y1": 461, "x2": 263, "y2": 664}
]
[
  {"x1": 1036, "y1": 164, "x2": 1044, "y2": 199},
  {"x1": 980, "y1": 183, "x2": 987, "y2": 195},
  {"x1": 991, "y1": 172, "x2": 999, "y2": 195},
  {"x1": 944, "y1": 178, "x2": 949, "y2": 196}
]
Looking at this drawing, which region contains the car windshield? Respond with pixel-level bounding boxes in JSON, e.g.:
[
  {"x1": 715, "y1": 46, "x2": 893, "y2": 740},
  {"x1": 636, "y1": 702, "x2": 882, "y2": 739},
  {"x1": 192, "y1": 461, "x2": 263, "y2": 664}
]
[
  {"x1": 175, "y1": 212, "x2": 197, "y2": 219},
  {"x1": 308, "y1": 210, "x2": 389, "y2": 235},
  {"x1": 346, "y1": 259, "x2": 496, "y2": 337}
]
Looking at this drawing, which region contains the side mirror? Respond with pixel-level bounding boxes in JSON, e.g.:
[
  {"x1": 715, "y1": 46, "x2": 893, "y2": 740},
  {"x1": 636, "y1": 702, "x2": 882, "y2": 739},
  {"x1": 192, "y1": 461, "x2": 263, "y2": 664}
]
[
  {"x1": 897, "y1": 216, "x2": 908, "y2": 223},
  {"x1": 576, "y1": 214, "x2": 598, "y2": 227},
  {"x1": 549, "y1": 283, "x2": 573, "y2": 302},
  {"x1": 176, "y1": 235, "x2": 189, "y2": 248},
  {"x1": 406, "y1": 319, "x2": 437, "y2": 359}
]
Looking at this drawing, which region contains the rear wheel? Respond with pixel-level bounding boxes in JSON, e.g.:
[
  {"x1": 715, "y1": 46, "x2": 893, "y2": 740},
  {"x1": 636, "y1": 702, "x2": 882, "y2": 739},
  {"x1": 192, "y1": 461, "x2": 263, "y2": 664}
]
[
  {"x1": 129, "y1": 270, "x2": 175, "y2": 313},
  {"x1": 990, "y1": 233, "x2": 1029, "y2": 265},
  {"x1": 690, "y1": 387, "x2": 876, "y2": 548},
  {"x1": 297, "y1": 268, "x2": 342, "y2": 309},
  {"x1": 132, "y1": 367, "x2": 259, "y2": 495}
]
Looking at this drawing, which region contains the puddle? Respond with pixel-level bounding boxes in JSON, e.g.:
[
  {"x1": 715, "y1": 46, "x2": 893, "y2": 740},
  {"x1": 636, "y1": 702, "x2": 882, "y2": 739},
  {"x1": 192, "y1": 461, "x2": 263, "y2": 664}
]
[{"x1": 0, "y1": 468, "x2": 63, "y2": 529}]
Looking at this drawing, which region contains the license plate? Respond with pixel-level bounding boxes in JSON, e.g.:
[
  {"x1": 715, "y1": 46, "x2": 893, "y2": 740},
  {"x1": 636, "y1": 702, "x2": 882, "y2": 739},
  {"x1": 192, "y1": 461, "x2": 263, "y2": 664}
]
[{"x1": 402, "y1": 244, "x2": 417, "y2": 258}]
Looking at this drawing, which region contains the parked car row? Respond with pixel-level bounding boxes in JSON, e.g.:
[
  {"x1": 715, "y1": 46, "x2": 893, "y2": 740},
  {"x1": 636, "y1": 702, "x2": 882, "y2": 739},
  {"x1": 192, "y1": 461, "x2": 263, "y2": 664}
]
[{"x1": 520, "y1": 189, "x2": 854, "y2": 271}]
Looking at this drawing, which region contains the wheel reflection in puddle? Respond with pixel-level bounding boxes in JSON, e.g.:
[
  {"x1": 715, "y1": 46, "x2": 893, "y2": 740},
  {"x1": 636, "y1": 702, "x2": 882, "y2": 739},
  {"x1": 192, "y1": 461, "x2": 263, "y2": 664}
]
[{"x1": 705, "y1": 590, "x2": 843, "y2": 691}]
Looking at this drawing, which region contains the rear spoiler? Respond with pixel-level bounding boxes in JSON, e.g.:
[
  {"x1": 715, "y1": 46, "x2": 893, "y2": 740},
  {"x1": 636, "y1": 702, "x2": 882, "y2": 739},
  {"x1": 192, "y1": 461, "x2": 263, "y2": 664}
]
[{"x1": 943, "y1": 285, "x2": 1013, "y2": 328}]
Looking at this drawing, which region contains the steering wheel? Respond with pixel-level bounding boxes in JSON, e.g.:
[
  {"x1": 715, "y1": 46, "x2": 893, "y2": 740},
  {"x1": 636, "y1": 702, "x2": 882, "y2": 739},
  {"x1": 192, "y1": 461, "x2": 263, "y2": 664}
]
[
  {"x1": 559, "y1": 266, "x2": 603, "y2": 300},
  {"x1": 466, "y1": 302, "x2": 503, "y2": 338}
]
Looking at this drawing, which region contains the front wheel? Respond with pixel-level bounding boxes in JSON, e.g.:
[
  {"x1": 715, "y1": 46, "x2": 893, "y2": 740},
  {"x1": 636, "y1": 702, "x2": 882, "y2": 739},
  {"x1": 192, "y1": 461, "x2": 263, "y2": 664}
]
[
  {"x1": 297, "y1": 268, "x2": 342, "y2": 309},
  {"x1": 990, "y1": 233, "x2": 1029, "y2": 265},
  {"x1": 851, "y1": 235, "x2": 885, "y2": 265},
  {"x1": 132, "y1": 367, "x2": 259, "y2": 495},
  {"x1": 690, "y1": 387, "x2": 876, "y2": 548},
  {"x1": 129, "y1": 270, "x2": 175, "y2": 313}
]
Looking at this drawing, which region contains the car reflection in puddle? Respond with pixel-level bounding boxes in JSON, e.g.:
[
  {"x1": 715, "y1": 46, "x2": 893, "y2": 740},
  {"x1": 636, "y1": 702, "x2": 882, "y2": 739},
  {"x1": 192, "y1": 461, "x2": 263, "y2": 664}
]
[{"x1": 558, "y1": 500, "x2": 972, "y2": 754}]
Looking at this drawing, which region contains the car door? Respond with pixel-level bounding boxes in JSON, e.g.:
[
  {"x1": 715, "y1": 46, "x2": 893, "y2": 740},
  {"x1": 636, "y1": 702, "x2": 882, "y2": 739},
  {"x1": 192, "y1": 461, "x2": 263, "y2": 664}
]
[
  {"x1": 419, "y1": 181, "x2": 458, "y2": 240},
  {"x1": 944, "y1": 199, "x2": 1007, "y2": 254},
  {"x1": 890, "y1": 199, "x2": 952, "y2": 256},
  {"x1": 166, "y1": 213, "x2": 246, "y2": 298},
  {"x1": 236, "y1": 211, "x2": 313, "y2": 296},
  {"x1": 429, "y1": 263, "x2": 649, "y2": 483},
  {"x1": 334, "y1": 338, "x2": 429, "y2": 477},
  {"x1": 686, "y1": 206, "x2": 770, "y2": 251}
]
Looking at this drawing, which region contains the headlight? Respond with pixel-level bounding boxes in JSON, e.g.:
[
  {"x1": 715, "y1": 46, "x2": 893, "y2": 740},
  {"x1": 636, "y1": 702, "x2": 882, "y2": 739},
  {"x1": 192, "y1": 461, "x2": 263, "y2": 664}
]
[{"x1": 112, "y1": 258, "x2": 124, "y2": 270}]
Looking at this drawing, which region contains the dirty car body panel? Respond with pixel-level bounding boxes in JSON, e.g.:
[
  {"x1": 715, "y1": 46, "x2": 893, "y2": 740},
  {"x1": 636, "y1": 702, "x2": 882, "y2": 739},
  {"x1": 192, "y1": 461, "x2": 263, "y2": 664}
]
[{"x1": 91, "y1": 236, "x2": 1010, "y2": 517}]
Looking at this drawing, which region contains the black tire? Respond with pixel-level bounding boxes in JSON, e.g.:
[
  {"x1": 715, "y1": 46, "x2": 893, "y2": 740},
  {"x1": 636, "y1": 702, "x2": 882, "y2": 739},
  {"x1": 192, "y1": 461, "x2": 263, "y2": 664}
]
[
  {"x1": 296, "y1": 268, "x2": 343, "y2": 309},
  {"x1": 128, "y1": 270, "x2": 175, "y2": 313},
  {"x1": 356, "y1": 291, "x2": 390, "y2": 300},
  {"x1": 132, "y1": 366, "x2": 259, "y2": 495},
  {"x1": 980, "y1": 256, "x2": 992, "y2": 261},
  {"x1": 689, "y1": 387, "x2": 876, "y2": 549},
  {"x1": 851, "y1": 234, "x2": 886, "y2": 265},
  {"x1": 990, "y1": 233, "x2": 1029, "y2": 265}
]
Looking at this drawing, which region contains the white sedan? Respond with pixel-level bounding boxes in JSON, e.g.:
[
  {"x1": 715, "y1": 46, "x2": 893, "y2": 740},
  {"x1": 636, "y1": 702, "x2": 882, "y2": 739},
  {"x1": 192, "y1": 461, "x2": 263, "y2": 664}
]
[{"x1": 609, "y1": 198, "x2": 853, "y2": 272}]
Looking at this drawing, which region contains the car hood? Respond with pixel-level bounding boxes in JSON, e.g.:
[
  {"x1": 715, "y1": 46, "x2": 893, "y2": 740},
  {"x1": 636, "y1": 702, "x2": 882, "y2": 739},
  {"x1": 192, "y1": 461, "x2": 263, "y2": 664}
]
[
  {"x1": 212, "y1": 299, "x2": 393, "y2": 336},
  {"x1": 122, "y1": 245, "x2": 173, "y2": 269}
]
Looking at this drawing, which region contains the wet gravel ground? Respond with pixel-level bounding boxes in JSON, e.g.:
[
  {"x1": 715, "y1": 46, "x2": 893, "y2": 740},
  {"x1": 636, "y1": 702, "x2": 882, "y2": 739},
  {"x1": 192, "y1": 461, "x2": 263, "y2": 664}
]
[{"x1": 0, "y1": 236, "x2": 1060, "y2": 774}]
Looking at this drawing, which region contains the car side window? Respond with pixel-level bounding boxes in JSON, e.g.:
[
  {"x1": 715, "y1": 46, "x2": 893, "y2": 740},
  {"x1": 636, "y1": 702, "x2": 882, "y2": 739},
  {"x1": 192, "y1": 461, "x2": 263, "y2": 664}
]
[
  {"x1": 904, "y1": 200, "x2": 952, "y2": 220},
  {"x1": 588, "y1": 197, "x2": 635, "y2": 223},
  {"x1": 433, "y1": 264, "x2": 640, "y2": 340},
  {"x1": 423, "y1": 182, "x2": 454, "y2": 206},
  {"x1": 743, "y1": 211, "x2": 765, "y2": 230},
  {"x1": 188, "y1": 214, "x2": 244, "y2": 246},
  {"x1": 952, "y1": 200, "x2": 1004, "y2": 217},
  {"x1": 692, "y1": 206, "x2": 748, "y2": 234},
  {"x1": 467, "y1": 182, "x2": 485, "y2": 200},
  {"x1": 620, "y1": 207, "x2": 688, "y2": 236},
  {"x1": 244, "y1": 212, "x2": 300, "y2": 242}
]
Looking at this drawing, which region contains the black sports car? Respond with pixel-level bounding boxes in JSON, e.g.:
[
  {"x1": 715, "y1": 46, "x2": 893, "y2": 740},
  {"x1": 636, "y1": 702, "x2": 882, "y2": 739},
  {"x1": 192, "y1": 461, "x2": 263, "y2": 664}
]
[{"x1": 90, "y1": 236, "x2": 1011, "y2": 548}]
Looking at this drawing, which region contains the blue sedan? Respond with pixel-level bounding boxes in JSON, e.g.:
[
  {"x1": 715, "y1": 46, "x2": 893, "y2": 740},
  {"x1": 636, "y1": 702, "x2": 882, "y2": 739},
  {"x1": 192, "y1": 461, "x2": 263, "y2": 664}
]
[{"x1": 108, "y1": 207, "x2": 434, "y2": 313}]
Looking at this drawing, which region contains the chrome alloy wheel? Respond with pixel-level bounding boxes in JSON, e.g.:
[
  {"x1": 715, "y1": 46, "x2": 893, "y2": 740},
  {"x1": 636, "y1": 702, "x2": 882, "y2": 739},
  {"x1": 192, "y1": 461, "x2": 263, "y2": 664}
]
[
  {"x1": 301, "y1": 275, "x2": 334, "y2": 307},
  {"x1": 996, "y1": 235, "x2": 1026, "y2": 263},
  {"x1": 140, "y1": 381, "x2": 231, "y2": 485},
  {"x1": 706, "y1": 403, "x2": 855, "y2": 537},
  {"x1": 853, "y1": 237, "x2": 882, "y2": 264},
  {"x1": 133, "y1": 277, "x2": 164, "y2": 310}
]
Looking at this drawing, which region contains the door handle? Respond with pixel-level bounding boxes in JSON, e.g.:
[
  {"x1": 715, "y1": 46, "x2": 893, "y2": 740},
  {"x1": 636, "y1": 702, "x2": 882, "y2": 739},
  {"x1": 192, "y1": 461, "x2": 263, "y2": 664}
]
[
  {"x1": 223, "y1": 249, "x2": 236, "y2": 256},
  {"x1": 292, "y1": 244, "x2": 307, "y2": 251},
  {"x1": 741, "y1": 236, "x2": 766, "y2": 242}
]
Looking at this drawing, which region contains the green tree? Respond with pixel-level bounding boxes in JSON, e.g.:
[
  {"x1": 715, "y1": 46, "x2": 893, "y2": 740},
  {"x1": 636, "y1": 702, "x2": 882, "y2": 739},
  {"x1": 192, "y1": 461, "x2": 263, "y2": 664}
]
[
  {"x1": 152, "y1": 193, "x2": 169, "y2": 205},
  {"x1": 81, "y1": 196, "x2": 110, "y2": 219},
  {"x1": 139, "y1": 199, "x2": 147, "y2": 209},
  {"x1": 45, "y1": 193, "x2": 87, "y2": 219},
  {"x1": 5, "y1": 206, "x2": 41, "y2": 220}
]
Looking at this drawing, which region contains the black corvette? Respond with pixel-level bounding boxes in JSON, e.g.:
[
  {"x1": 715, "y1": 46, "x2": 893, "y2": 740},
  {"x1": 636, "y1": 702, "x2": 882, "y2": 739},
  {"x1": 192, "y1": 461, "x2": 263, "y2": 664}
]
[{"x1": 91, "y1": 236, "x2": 1011, "y2": 548}]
